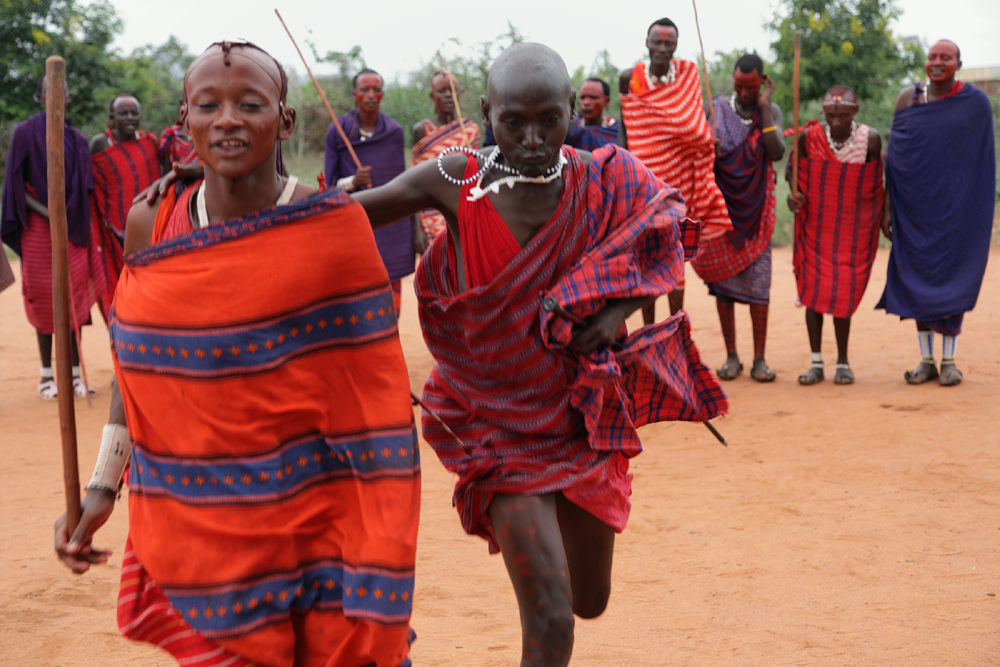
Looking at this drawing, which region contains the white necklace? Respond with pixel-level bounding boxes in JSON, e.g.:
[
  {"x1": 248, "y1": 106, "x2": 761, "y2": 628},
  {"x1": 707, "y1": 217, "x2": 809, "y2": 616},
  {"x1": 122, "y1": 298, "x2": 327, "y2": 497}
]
[
  {"x1": 825, "y1": 121, "x2": 858, "y2": 152},
  {"x1": 467, "y1": 150, "x2": 567, "y2": 202},
  {"x1": 729, "y1": 93, "x2": 754, "y2": 126},
  {"x1": 436, "y1": 145, "x2": 565, "y2": 196},
  {"x1": 195, "y1": 175, "x2": 299, "y2": 229},
  {"x1": 644, "y1": 60, "x2": 675, "y2": 89}
]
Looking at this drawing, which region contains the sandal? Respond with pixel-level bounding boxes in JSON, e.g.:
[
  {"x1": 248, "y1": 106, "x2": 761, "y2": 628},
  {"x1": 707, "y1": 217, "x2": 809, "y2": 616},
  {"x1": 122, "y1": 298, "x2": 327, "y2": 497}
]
[
  {"x1": 833, "y1": 363, "x2": 854, "y2": 385},
  {"x1": 73, "y1": 376, "x2": 97, "y2": 398},
  {"x1": 797, "y1": 364, "x2": 824, "y2": 385},
  {"x1": 37, "y1": 378, "x2": 58, "y2": 401},
  {"x1": 716, "y1": 357, "x2": 743, "y2": 381},
  {"x1": 750, "y1": 357, "x2": 776, "y2": 383},
  {"x1": 938, "y1": 360, "x2": 963, "y2": 387},
  {"x1": 904, "y1": 360, "x2": 938, "y2": 385}
]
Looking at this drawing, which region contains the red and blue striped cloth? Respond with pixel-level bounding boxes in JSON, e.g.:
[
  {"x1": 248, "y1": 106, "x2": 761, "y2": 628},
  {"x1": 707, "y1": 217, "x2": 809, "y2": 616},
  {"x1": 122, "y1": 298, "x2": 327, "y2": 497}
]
[
  {"x1": 794, "y1": 121, "x2": 885, "y2": 318},
  {"x1": 110, "y1": 185, "x2": 420, "y2": 667},
  {"x1": 414, "y1": 144, "x2": 726, "y2": 553}
]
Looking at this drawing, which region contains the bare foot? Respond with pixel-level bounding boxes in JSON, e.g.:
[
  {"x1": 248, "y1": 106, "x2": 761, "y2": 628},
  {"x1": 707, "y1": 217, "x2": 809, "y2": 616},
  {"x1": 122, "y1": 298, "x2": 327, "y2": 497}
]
[
  {"x1": 904, "y1": 360, "x2": 939, "y2": 385},
  {"x1": 939, "y1": 361, "x2": 963, "y2": 386},
  {"x1": 751, "y1": 357, "x2": 776, "y2": 383},
  {"x1": 716, "y1": 355, "x2": 743, "y2": 381},
  {"x1": 833, "y1": 364, "x2": 854, "y2": 385},
  {"x1": 797, "y1": 365, "x2": 824, "y2": 385}
]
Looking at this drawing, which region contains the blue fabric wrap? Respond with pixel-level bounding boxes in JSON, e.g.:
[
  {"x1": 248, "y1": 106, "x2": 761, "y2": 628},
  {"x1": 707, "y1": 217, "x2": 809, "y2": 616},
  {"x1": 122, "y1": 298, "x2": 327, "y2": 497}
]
[{"x1": 877, "y1": 84, "x2": 995, "y2": 321}]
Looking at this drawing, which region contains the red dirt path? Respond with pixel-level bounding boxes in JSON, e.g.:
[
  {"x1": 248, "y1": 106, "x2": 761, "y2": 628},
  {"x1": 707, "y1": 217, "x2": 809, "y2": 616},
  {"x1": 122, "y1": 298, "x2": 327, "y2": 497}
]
[{"x1": 1, "y1": 247, "x2": 997, "y2": 666}]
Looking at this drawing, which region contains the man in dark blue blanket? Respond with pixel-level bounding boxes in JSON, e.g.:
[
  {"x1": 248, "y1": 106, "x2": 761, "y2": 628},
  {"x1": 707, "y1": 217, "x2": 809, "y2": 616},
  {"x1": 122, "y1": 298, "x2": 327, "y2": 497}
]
[
  {"x1": 878, "y1": 39, "x2": 996, "y2": 387},
  {"x1": 325, "y1": 68, "x2": 417, "y2": 314},
  {"x1": 564, "y1": 78, "x2": 619, "y2": 152}
]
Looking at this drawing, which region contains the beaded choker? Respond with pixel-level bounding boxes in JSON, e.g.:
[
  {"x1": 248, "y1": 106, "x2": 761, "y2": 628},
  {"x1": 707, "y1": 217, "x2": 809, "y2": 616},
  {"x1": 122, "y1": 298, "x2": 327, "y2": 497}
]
[
  {"x1": 825, "y1": 121, "x2": 858, "y2": 152},
  {"x1": 436, "y1": 146, "x2": 567, "y2": 202},
  {"x1": 729, "y1": 93, "x2": 754, "y2": 126},
  {"x1": 644, "y1": 60, "x2": 676, "y2": 89}
]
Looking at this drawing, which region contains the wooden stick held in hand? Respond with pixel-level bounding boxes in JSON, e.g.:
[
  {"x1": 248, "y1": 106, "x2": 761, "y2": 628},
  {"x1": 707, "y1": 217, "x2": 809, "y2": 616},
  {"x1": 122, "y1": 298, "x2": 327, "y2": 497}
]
[
  {"x1": 441, "y1": 54, "x2": 471, "y2": 148},
  {"x1": 46, "y1": 56, "x2": 81, "y2": 537},
  {"x1": 791, "y1": 31, "x2": 801, "y2": 195},
  {"x1": 274, "y1": 9, "x2": 362, "y2": 170},
  {"x1": 692, "y1": 0, "x2": 718, "y2": 138}
]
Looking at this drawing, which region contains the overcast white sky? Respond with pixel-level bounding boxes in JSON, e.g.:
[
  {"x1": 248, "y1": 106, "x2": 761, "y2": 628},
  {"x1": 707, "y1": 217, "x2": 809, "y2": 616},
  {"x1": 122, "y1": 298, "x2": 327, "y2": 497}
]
[{"x1": 104, "y1": 0, "x2": 999, "y2": 82}]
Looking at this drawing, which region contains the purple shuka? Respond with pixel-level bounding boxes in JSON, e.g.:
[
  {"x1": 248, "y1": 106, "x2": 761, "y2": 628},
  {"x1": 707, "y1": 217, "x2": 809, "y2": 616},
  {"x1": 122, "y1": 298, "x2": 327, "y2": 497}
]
[
  {"x1": 1, "y1": 112, "x2": 93, "y2": 255},
  {"x1": 324, "y1": 110, "x2": 413, "y2": 282}
]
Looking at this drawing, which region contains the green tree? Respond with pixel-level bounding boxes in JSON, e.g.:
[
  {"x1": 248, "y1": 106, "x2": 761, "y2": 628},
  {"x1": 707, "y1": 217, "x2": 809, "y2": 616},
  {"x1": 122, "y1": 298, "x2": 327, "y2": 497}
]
[
  {"x1": 0, "y1": 0, "x2": 123, "y2": 129},
  {"x1": 766, "y1": 0, "x2": 923, "y2": 111},
  {"x1": 109, "y1": 36, "x2": 195, "y2": 139}
]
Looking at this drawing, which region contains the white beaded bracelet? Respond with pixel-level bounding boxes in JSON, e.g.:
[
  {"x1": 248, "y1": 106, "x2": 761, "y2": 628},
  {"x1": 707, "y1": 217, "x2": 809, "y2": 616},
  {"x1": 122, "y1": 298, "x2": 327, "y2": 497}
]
[{"x1": 86, "y1": 424, "x2": 131, "y2": 495}]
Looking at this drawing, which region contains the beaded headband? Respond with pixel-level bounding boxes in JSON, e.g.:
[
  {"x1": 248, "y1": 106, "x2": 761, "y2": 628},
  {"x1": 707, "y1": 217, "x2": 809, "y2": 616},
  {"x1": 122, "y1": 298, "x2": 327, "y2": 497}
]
[{"x1": 822, "y1": 94, "x2": 858, "y2": 108}]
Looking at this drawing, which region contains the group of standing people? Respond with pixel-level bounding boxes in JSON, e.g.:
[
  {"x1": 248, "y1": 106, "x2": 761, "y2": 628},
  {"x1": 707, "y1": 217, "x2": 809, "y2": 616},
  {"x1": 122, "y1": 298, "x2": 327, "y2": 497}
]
[
  {"x1": 28, "y1": 14, "x2": 994, "y2": 667},
  {"x1": 1, "y1": 83, "x2": 198, "y2": 399}
]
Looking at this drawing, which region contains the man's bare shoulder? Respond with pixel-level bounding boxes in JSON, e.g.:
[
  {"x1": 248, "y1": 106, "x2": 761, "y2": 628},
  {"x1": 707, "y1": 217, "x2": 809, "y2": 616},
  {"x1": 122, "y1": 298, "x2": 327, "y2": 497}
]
[
  {"x1": 89, "y1": 133, "x2": 111, "y2": 155},
  {"x1": 412, "y1": 119, "x2": 429, "y2": 144},
  {"x1": 290, "y1": 180, "x2": 319, "y2": 203},
  {"x1": 618, "y1": 68, "x2": 635, "y2": 95},
  {"x1": 123, "y1": 196, "x2": 161, "y2": 254},
  {"x1": 894, "y1": 86, "x2": 915, "y2": 112},
  {"x1": 866, "y1": 127, "x2": 882, "y2": 161}
]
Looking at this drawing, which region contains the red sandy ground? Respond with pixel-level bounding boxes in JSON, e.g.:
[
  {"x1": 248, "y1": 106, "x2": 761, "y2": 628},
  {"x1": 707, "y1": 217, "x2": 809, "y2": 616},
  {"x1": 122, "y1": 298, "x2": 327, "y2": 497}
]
[{"x1": 1, "y1": 247, "x2": 997, "y2": 666}]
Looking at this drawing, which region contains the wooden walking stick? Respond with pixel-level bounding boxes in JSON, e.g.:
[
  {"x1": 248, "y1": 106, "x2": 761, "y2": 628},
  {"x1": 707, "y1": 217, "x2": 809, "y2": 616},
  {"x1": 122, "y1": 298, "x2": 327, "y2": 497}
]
[
  {"x1": 691, "y1": 0, "x2": 718, "y2": 138},
  {"x1": 441, "y1": 54, "x2": 471, "y2": 148},
  {"x1": 46, "y1": 56, "x2": 81, "y2": 536},
  {"x1": 274, "y1": 9, "x2": 363, "y2": 171},
  {"x1": 791, "y1": 31, "x2": 802, "y2": 196}
]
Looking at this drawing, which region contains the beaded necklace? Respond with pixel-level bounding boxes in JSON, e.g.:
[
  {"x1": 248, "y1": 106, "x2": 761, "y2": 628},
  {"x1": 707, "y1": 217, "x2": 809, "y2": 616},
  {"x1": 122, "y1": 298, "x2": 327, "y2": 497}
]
[
  {"x1": 644, "y1": 60, "x2": 676, "y2": 90},
  {"x1": 729, "y1": 93, "x2": 754, "y2": 126},
  {"x1": 824, "y1": 121, "x2": 858, "y2": 152},
  {"x1": 436, "y1": 145, "x2": 567, "y2": 202}
]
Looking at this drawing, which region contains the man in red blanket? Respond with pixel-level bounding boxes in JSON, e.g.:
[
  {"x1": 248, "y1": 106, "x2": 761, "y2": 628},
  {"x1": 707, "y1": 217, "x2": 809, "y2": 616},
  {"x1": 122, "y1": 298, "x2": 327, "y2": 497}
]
[
  {"x1": 411, "y1": 71, "x2": 481, "y2": 246},
  {"x1": 691, "y1": 54, "x2": 785, "y2": 382},
  {"x1": 89, "y1": 95, "x2": 161, "y2": 322},
  {"x1": 354, "y1": 42, "x2": 727, "y2": 667},
  {"x1": 55, "y1": 41, "x2": 420, "y2": 667},
  {"x1": 788, "y1": 86, "x2": 884, "y2": 385},
  {"x1": 619, "y1": 17, "x2": 732, "y2": 325}
]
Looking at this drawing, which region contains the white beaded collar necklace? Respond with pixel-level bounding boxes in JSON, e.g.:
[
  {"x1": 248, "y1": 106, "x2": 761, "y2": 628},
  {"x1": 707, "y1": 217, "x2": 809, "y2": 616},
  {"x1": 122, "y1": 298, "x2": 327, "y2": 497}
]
[
  {"x1": 436, "y1": 146, "x2": 567, "y2": 202},
  {"x1": 729, "y1": 93, "x2": 754, "y2": 126},
  {"x1": 644, "y1": 60, "x2": 676, "y2": 89},
  {"x1": 825, "y1": 121, "x2": 858, "y2": 152}
]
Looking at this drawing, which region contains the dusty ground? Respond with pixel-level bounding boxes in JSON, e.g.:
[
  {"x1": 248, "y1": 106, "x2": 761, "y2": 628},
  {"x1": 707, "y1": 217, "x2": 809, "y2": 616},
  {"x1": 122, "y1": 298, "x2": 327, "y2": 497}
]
[{"x1": 1, "y1": 247, "x2": 997, "y2": 666}]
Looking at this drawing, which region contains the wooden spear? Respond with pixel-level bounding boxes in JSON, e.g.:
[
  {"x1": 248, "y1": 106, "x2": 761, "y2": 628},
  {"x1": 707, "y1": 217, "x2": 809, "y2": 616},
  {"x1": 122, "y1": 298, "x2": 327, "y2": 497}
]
[
  {"x1": 441, "y1": 54, "x2": 471, "y2": 148},
  {"x1": 46, "y1": 56, "x2": 81, "y2": 536},
  {"x1": 691, "y1": 0, "x2": 718, "y2": 138},
  {"x1": 274, "y1": 9, "x2": 363, "y2": 170},
  {"x1": 791, "y1": 31, "x2": 802, "y2": 196}
]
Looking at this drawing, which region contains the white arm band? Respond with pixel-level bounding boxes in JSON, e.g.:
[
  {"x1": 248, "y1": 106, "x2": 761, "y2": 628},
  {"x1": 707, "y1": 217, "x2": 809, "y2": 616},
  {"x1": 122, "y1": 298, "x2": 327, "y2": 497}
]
[
  {"x1": 336, "y1": 175, "x2": 357, "y2": 192},
  {"x1": 86, "y1": 424, "x2": 131, "y2": 494}
]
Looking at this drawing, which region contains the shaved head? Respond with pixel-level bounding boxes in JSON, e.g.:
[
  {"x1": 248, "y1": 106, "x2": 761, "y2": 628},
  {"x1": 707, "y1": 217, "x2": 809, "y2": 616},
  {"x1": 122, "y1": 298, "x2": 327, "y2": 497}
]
[
  {"x1": 185, "y1": 41, "x2": 287, "y2": 104},
  {"x1": 486, "y1": 42, "x2": 572, "y2": 102}
]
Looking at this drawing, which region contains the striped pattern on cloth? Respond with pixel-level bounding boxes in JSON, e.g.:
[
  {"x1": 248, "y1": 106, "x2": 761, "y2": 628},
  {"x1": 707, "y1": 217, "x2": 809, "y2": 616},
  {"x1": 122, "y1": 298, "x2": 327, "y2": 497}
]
[
  {"x1": 620, "y1": 59, "x2": 731, "y2": 242},
  {"x1": 0, "y1": 250, "x2": 13, "y2": 294},
  {"x1": 793, "y1": 121, "x2": 884, "y2": 318},
  {"x1": 111, "y1": 187, "x2": 420, "y2": 667},
  {"x1": 411, "y1": 118, "x2": 481, "y2": 241},
  {"x1": 90, "y1": 131, "x2": 160, "y2": 322},
  {"x1": 692, "y1": 97, "x2": 776, "y2": 285},
  {"x1": 415, "y1": 145, "x2": 726, "y2": 554}
]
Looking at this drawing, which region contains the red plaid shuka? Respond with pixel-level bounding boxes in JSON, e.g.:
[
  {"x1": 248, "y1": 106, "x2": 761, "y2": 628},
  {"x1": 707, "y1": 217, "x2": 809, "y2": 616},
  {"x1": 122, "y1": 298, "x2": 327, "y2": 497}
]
[
  {"x1": 411, "y1": 118, "x2": 481, "y2": 241},
  {"x1": 415, "y1": 145, "x2": 727, "y2": 553},
  {"x1": 794, "y1": 121, "x2": 885, "y2": 318},
  {"x1": 91, "y1": 130, "x2": 159, "y2": 321}
]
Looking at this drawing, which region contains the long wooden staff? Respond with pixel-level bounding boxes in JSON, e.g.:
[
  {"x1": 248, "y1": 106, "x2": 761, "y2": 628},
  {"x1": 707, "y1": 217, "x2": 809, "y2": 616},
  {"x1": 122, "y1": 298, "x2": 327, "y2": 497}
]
[
  {"x1": 791, "y1": 31, "x2": 802, "y2": 195},
  {"x1": 691, "y1": 0, "x2": 718, "y2": 138},
  {"x1": 46, "y1": 56, "x2": 81, "y2": 536},
  {"x1": 274, "y1": 9, "x2": 362, "y2": 170},
  {"x1": 441, "y1": 54, "x2": 471, "y2": 148}
]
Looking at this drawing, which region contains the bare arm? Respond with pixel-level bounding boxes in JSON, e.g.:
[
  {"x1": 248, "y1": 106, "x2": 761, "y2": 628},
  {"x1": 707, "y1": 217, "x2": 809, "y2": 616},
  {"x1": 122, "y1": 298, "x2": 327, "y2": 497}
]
[
  {"x1": 352, "y1": 154, "x2": 463, "y2": 229},
  {"x1": 617, "y1": 68, "x2": 632, "y2": 149},
  {"x1": 761, "y1": 101, "x2": 784, "y2": 162},
  {"x1": 866, "y1": 129, "x2": 882, "y2": 163},
  {"x1": 24, "y1": 192, "x2": 49, "y2": 219},
  {"x1": 786, "y1": 132, "x2": 808, "y2": 213},
  {"x1": 412, "y1": 120, "x2": 427, "y2": 146},
  {"x1": 88, "y1": 133, "x2": 111, "y2": 155}
]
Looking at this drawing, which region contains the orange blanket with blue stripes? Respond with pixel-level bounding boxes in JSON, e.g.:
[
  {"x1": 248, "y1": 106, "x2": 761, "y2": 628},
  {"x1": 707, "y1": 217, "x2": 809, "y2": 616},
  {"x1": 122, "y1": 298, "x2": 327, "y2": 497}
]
[{"x1": 110, "y1": 188, "x2": 420, "y2": 667}]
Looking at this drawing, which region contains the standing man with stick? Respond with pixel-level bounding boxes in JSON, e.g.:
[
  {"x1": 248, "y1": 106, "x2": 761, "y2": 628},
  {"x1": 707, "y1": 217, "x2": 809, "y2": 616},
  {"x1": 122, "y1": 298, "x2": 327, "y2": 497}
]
[
  {"x1": 411, "y1": 71, "x2": 481, "y2": 245},
  {"x1": 691, "y1": 54, "x2": 784, "y2": 382},
  {"x1": 325, "y1": 69, "x2": 419, "y2": 314},
  {"x1": 1, "y1": 74, "x2": 101, "y2": 400},
  {"x1": 619, "y1": 17, "x2": 731, "y2": 325}
]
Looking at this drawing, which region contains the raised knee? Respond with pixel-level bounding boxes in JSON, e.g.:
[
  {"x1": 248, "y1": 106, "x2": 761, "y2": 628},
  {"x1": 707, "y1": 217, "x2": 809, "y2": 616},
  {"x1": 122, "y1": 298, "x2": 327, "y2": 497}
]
[{"x1": 573, "y1": 586, "x2": 610, "y2": 619}]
